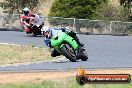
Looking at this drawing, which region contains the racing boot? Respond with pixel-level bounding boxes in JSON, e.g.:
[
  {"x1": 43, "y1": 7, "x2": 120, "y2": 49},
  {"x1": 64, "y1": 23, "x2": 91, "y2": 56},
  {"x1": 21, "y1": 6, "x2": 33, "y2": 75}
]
[{"x1": 75, "y1": 36, "x2": 84, "y2": 47}]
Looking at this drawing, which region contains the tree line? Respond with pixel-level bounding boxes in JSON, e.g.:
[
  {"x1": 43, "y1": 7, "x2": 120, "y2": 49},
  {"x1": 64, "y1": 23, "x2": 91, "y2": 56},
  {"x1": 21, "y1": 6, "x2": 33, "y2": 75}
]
[
  {"x1": 0, "y1": 0, "x2": 131, "y2": 21},
  {"x1": 0, "y1": 0, "x2": 45, "y2": 13}
]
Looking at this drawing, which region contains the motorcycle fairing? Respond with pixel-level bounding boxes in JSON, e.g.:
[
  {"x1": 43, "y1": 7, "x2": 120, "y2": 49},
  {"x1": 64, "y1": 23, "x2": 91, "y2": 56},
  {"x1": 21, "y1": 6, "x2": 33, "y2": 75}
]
[{"x1": 51, "y1": 32, "x2": 78, "y2": 50}]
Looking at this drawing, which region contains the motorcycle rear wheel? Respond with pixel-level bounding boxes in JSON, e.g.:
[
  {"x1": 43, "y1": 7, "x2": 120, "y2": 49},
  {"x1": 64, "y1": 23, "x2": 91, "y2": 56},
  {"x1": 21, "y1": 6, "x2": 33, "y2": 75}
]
[{"x1": 61, "y1": 44, "x2": 76, "y2": 62}]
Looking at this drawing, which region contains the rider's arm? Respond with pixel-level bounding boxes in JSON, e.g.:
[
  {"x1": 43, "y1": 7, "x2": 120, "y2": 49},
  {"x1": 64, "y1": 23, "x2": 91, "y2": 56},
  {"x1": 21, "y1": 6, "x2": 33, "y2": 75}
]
[
  {"x1": 24, "y1": 22, "x2": 30, "y2": 26},
  {"x1": 20, "y1": 16, "x2": 30, "y2": 26},
  {"x1": 61, "y1": 27, "x2": 76, "y2": 35},
  {"x1": 61, "y1": 28, "x2": 70, "y2": 33},
  {"x1": 44, "y1": 38, "x2": 52, "y2": 48}
]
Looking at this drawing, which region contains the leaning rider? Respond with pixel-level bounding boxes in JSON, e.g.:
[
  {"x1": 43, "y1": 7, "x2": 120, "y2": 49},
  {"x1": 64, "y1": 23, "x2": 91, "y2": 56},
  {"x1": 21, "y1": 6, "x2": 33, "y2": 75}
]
[
  {"x1": 20, "y1": 7, "x2": 32, "y2": 33},
  {"x1": 43, "y1": 27, "x2": 84, "y2": 57}
]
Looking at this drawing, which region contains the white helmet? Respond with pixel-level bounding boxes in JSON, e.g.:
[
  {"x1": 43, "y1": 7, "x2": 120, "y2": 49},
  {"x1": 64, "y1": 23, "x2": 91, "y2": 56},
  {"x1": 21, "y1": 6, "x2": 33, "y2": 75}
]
[
  {"x1": 23, "y1": 7, "x2": 29, "y2": 11},
  {"x1": 42, "y1": 26, "x2": 50, "y2": 32},
  {"x1": 22, "y1": 7, "x2": 29, "y2": 16},
  {"x1": 41, "y1": 26, "x2": 50, "y2": 36}
]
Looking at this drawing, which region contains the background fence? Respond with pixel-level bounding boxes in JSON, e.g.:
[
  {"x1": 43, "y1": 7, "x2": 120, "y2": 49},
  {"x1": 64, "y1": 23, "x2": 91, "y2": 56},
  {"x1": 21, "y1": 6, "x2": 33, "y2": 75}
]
[{"x1": 0, "y1": 14, "x2": 132, "y2": 35}]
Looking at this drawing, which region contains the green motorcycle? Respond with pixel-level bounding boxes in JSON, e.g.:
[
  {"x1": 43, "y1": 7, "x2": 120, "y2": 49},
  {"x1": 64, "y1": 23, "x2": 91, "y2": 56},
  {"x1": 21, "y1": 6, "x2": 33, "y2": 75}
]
[{"x1": 51, "y1": 31, "x2": 88, "y2": 62}]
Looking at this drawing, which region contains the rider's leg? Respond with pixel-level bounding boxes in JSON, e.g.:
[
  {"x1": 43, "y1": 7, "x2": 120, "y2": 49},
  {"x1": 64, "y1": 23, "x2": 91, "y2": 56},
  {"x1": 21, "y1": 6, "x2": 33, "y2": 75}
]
[{"x1": 68, "y1": 31, "x2": 84, "y2": 47}]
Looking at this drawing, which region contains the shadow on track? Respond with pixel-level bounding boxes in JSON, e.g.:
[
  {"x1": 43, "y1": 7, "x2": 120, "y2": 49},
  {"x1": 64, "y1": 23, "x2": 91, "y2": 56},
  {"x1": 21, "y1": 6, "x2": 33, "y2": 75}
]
[
  {"x1": 52, "y1": 60, "x2": 80, "y2": 63},
  {"x1": 25, "y1": 34, "x2": 43, "y2": 37}
]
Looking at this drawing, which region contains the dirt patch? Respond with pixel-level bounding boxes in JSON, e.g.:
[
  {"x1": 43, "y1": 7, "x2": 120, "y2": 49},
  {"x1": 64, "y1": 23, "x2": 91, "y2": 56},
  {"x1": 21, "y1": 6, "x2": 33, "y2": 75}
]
[
  {"x1": 0, "y1": 69, "x2": 132, "y2": 84},
  {"x1": 0, "y1": 71, "x2": 75, "y2": 84}
]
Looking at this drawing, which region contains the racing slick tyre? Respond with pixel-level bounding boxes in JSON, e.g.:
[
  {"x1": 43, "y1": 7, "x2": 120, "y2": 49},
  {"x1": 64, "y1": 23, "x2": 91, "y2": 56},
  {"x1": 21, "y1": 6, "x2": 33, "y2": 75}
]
[{"x1": 61, "y1": 44, "x2": 76, "y2": 62}]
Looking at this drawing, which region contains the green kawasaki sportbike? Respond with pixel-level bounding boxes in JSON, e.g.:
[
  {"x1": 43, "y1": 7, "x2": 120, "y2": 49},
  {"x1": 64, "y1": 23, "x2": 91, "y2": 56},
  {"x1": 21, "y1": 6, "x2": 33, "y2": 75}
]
[{"x1": 51, "y1": 31, "x2": 88, "y2": 62}]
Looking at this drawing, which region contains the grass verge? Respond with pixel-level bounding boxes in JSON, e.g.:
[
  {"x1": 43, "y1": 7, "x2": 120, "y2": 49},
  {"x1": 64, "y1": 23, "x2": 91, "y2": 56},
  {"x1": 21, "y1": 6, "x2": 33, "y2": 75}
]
[
  {"x1": 0, "y1": 77, "x2": 130, "y2": 88},
  {"x1": 0, "y1": 70, "x2": 131, "y2": 88},
  {"x1": 0, "y1": 44, "x2": 52, "y2": 65}
]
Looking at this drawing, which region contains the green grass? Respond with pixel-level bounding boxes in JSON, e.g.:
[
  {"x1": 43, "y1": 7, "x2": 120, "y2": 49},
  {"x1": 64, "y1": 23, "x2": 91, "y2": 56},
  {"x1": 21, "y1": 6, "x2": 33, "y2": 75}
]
[
  {"x1": 0, "y1": 44, "x2": 52, "y2": 65},
  {"x1": 0, "y1": 77, "x2": 130, "y2": 88}
]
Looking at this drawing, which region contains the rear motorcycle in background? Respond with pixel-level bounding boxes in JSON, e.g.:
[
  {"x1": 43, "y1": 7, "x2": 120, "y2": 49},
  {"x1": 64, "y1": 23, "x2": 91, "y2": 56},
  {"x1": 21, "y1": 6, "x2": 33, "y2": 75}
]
[
  {"x1": 21, "y1": 14, "x2": 45, "y2": 36},
  {"x1": 20, "y1": 16, "x2": 31, "y2": 32}
]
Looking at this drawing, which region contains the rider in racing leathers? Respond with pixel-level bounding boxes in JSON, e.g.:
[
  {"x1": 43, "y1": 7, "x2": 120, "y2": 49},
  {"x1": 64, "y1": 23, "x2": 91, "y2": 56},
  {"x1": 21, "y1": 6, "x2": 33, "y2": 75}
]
[
  {"x1": 43, "y1": 27, "x2": 84, "y2": 57},
  {"x1": 20, "y1": 7, "x2": 32, "y2": 33}
]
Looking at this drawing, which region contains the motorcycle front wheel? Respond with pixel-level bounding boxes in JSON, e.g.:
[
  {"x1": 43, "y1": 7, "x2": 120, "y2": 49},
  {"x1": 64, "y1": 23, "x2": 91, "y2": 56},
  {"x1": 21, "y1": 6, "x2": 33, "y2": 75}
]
[{"x1": 61, "y1": 44, "x2": 76, "y2": 62}]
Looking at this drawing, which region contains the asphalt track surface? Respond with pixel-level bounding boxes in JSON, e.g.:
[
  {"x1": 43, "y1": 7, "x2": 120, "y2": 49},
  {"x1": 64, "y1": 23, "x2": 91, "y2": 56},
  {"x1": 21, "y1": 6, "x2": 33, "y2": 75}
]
[{"x1": 0, "y1": 31, "x2": 132, "y2": 71}]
